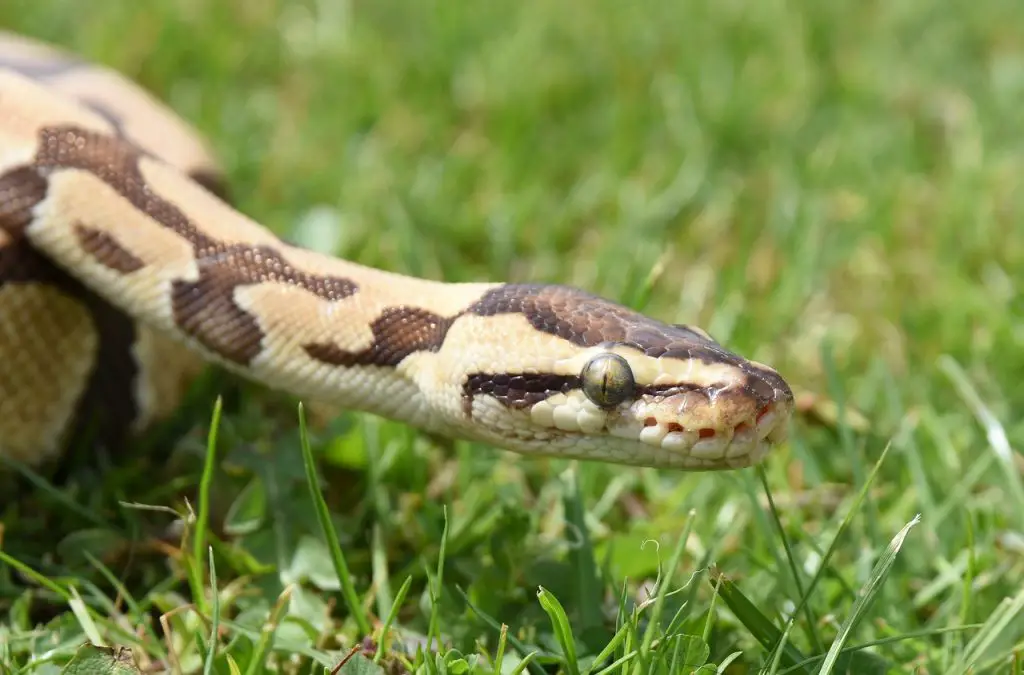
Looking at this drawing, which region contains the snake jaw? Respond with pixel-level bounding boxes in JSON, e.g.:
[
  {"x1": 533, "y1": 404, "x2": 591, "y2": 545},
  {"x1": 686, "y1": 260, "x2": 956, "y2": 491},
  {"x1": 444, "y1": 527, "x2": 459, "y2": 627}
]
[
  {"x1": 497, "y1": 360, "x2": 794, "y2": 470},
  {"x1": 596, "y1": 359, "x2": 795, "y2": 469},
  {"x1": 453, "y1": 323, "x2": 796, "y2": 469}
]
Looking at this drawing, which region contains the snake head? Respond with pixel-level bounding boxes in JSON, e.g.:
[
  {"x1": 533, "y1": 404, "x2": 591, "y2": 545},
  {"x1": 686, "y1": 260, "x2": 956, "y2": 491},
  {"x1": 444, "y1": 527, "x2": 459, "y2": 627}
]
[
  {"x1": 455, "y1": 284, "x2": 795, "y2": 470},
  {"x1": 515, "y1": 341, "x2": 794, "y2": 470}
]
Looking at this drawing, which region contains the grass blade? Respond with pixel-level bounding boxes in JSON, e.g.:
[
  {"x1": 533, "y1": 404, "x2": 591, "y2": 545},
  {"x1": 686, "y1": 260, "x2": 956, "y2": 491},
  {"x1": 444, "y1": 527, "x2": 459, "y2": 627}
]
[
  {"x1": 758, "y1": 465, "x2": 821, "y2": 652},
  {"x1": 710, "y1": 567, "x2": 809, "y2": 673},
  {"x1": 190, "y1": 395, "x2": 223, "y2": 617},
  {"x1": 374, "y1": 575, "x2": 412, "y2": 665},
  {"x1": 537, "y1": 586, "x2": 580, "y2": 675},
  {"x1": 787, "y1": 440, "x2": 895, "y2": 624},
  {"x1": 561, "y1": 465, "x2": 603, "y2": 637},
  {"x1": 938, "y1": 355, "x2": 1024, "y2": 526},
  {"x1": 426, "y1": 504, "x2": 450, "y2": 655},
  {"x1": 818, "y1": 515, "x2": 921, "y2": 675},
  {"x1": 631, "y1": 508, "x2": 696, "y2": 674},
  {"x1": 944, "y1": 583, "x2": 1024, "y2": 674},
  {"x1": 203, "y1": 546, "x2": 220, "y2": 675},
  {"x1": 298, "y1": 402, "x2": 371, "y2": 637}
]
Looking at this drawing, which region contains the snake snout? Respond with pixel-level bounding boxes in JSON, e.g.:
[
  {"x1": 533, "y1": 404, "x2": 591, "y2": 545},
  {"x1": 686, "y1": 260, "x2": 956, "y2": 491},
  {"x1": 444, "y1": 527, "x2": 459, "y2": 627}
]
[
  {"x1": 632, "y1": 360, "x2": 794, "y2": 467},
  {"x1": 743, "y1": 362, "x2": 794, "y2": 407},
  {"x1": 737, "y1": 363, "x2": 795, "y2": 447}
]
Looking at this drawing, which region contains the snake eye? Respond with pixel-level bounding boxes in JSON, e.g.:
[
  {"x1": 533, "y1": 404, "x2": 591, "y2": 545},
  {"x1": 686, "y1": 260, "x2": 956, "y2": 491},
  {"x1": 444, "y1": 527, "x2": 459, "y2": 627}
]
[{"x1": 581, "y1": 352, "x2": 635, "y2": 408}]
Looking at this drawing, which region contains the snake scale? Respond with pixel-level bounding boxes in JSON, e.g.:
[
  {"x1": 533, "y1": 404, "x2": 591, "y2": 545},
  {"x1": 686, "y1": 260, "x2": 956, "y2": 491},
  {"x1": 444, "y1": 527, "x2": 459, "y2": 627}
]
[{"x1": 0, "y1": 32, "x2": 794, "y2": 472}]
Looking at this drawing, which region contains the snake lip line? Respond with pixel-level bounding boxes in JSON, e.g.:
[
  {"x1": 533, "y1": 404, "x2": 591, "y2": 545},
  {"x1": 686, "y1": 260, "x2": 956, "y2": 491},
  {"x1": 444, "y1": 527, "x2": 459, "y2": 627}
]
[{"x1": 635, "y1": 399, "x2": 791, "y2": 457}]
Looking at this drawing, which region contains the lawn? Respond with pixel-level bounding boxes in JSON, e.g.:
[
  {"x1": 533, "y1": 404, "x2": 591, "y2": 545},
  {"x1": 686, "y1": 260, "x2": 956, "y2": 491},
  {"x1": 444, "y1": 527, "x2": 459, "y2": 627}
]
[{"x1": 1, "y1": 0, "x2": 1023, "y2": 673}]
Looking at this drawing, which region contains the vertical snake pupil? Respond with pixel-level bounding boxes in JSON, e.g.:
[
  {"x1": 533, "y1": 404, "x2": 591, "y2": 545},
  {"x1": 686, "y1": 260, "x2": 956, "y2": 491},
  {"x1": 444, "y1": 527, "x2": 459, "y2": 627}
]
[{"x1": 581, "y1": 352, "x2": 635, "y2": 407}]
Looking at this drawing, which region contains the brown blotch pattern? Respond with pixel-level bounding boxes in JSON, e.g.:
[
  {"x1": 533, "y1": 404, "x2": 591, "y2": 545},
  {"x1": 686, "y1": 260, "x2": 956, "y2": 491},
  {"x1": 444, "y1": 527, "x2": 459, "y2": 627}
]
[
  {"x1": 0, "y1": 166, "x2": 48, "y2": 237},
  {"x1": 305, "y1": 306, "x2": 454, "y2": 368},
  {"x1": 27, "y1": 125, "x2": 359, "y2": 364},
  {"x1": 462, "y1": 372, "x2": 580, "y2": 417},
  {"x1": 74, "y1": 223, "x2": 144, "y2": 273},
  {"x1": 468, "y1": 284, "x2": 740, "y2": 363}
]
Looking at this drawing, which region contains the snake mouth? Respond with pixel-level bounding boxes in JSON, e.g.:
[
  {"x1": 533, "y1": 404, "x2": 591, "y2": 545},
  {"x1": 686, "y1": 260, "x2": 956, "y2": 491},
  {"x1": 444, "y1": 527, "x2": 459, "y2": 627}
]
[{"x1": 632, "y1": 378, "x2": 794, "y2": 465}]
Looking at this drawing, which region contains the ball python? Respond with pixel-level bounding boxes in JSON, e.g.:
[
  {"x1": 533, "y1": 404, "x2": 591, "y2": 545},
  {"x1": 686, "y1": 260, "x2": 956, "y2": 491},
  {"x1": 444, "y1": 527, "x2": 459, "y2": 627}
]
[{"x1": 0, "y1": 31, "x2": 795, "y2": 472}]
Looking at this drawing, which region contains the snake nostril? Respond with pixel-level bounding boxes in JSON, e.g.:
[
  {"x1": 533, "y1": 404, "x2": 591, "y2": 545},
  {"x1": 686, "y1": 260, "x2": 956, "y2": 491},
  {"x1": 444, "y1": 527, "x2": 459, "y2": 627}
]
[
  {"x1": 666, "y1": 422, "x2": 684, "y2": 433},
  {"x1": 644, "y1": 417, "x2": 658, "y2": 427},
  {"x1": 698, "y1": 428, "x2": 716, "y2": 439}
]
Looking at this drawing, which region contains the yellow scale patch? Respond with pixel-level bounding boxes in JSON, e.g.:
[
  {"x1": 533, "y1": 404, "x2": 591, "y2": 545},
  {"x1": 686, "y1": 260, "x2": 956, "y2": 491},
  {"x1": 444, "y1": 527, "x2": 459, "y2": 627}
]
[{"x1": 0, "y1": 284, "x2": 97, "y2": 462}]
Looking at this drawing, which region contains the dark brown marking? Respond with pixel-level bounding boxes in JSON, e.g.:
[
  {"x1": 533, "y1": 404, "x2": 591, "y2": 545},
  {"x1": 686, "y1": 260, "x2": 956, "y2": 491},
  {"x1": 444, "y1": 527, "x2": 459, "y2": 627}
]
[
  {"x1": 742, "y1": 367, "x2": 787, "y2": 406},
  {"x1": 0, "y1": 166, "x2": 48, "y2": 237},
  {"x1": 304, "y1": 307, "x2": 454, "y2": 368},
  {"x1": 468, "y1": 284, "x2": 794, "y2": 406},
  {"x1": 467, "y1": 284, "x2": 739, "y2": 362},
  {"x1": 461, "y1": 373, "x2": 580, "y2": 416},
  {"x1": 74, "y1": 223, "x2": 144, "y2": 273},
  {"x1": 170, "y1": 243, "x2": 359, "y2": 363},
  {"x1": 0, "y1": 232, "x2": 60, "y2": 286},
  {"x1": 188, "y1": 169, "x2": 232, "y2": 204},
  {"x1": 28, "y1": 125, "x2": 358, "y2": 363}
]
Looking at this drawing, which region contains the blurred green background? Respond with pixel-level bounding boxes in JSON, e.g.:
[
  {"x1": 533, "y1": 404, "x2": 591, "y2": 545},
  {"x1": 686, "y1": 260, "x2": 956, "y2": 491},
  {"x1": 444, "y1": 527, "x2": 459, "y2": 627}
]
[{"x1": 1, "y1": 0, "x2": 1022, "y2": 672}]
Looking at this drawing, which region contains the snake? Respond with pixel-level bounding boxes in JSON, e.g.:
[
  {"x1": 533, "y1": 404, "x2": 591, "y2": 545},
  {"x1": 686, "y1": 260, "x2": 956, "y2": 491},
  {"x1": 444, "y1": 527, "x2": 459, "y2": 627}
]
[{"x1": 0, "y1": 31, "x2": 795, "y2": 472}]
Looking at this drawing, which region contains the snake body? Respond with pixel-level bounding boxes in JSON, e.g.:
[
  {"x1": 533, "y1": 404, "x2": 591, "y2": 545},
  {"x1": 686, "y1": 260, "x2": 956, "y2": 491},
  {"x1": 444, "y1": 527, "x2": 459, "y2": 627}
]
[{"x1": 0, "y1": 32, "x2": 794, "y2": 471}]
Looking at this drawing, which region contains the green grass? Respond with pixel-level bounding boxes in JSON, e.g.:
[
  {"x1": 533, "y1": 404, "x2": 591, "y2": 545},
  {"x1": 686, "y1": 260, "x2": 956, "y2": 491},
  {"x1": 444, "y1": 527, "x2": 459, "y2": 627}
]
[{"x1": 2, "y1": 0, "x2": 1024, "y2": 672}]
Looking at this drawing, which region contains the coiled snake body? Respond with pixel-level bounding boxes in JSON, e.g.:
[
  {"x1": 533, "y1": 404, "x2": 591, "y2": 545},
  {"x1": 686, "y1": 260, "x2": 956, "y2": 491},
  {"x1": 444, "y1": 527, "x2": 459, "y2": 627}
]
[{"x1": 0, "y1": 32, "x2": 794, "y2": 471}]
